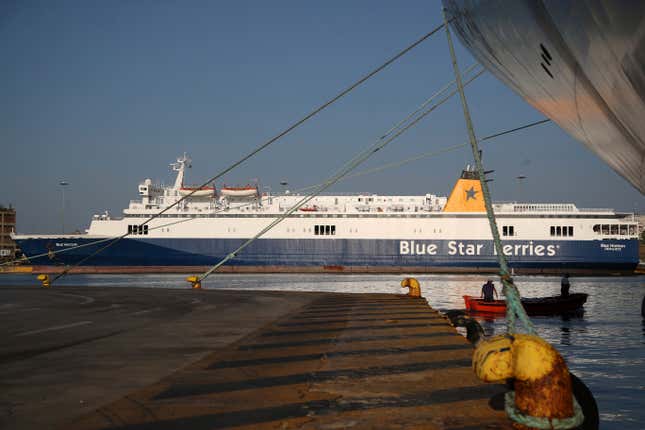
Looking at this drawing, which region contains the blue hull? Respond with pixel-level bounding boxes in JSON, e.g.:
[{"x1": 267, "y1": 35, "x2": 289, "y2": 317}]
[{"x1": 15, "y1": 237, "x2": 639, "y2": 271}]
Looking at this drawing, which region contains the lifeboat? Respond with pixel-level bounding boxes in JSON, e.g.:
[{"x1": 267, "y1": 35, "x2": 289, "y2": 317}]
[
  {"x1": 220, "y1": 185, "x2": 258, "y2": 198},
  {"x1": 299, "y1": 206, "x2": 318, "y2": 212},
  {"x1": 463, "y1": 293, "x2": 588, "y2": 316},
  {"x1": 179, "y1": 186, "x2": 215, "y2": 197}
]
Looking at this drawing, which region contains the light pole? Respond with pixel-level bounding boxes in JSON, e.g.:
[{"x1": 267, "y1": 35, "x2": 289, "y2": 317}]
[
  {"x1": 516, "y1": 175, "x2": 526, "y2": 201},
  {"x1": 59, "y1": 180, "x2": 69, "y2": 234}
]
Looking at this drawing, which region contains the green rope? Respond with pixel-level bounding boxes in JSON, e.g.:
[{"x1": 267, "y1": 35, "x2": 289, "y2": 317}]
[
  {"x1": 32, "y1": 24, "x2": 447, "y2": 287},
  {"x1": 505, "y1": 392, "x2": 584, "y2": 429},
  {"x1": 443, "y1": 8, "x2": 583, "y2": 429},
  {"x1": 196, "y1": 74, "x2": 478, "y2": 282},
  {"x1": 441, "y1": 8, "x2": 534, "y2": 335}
]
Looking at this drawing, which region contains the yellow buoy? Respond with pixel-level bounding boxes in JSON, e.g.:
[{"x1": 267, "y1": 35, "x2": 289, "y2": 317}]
[
  {"x1": 37, "y1": 274, "x2": 51, "y2": 288},
  {"x1": 186, "y1": 275, "x2": 202, "y2": 289},
  {"x1": 400, "y1": 277, "x2": 421, "y2": 297}
]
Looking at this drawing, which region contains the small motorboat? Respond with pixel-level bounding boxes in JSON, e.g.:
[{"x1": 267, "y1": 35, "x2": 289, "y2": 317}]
[{"x1": 463, "y1": 293, "x2": 588, "y2": 316}]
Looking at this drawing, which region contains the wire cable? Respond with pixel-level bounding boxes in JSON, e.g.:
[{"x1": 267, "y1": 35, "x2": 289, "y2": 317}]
[
  {"x1": 8, "y1": 116, "x2": 549, "y2": 268},
  {"x1": 195, "y1": 69, "x2": 483, "y2": 282},
  {"x1": 320, "y1": 117, "x2": 550, "y2": 185},
  {"x1": 144, "y1": 22, "x2": 451, "y2": 226},
  {"x1": 37, "y1": 24, "x2": 448, "y2": 285}
]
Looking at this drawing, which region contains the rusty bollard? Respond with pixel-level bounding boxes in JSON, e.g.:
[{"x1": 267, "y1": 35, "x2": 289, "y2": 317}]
[{"x1": 473, "y1": 334, "x2": 583, "y2": 429}]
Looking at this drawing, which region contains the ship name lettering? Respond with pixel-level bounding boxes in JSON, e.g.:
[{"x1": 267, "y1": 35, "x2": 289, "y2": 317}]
[
  {"x1": 400, "y1": 240, "x2": 557, "y2": 257},
  {"x1": 447, "y1": 241, "x2": 484, "y2": 256},
  {"x1": 491, "y1": 241, "x2": 557, "y2": 257},
  {"x1": 399, "y1": 241, "x2": 437, "y2": 255},
  {"x1": 600, "y1": 243, "x2": 625, "y2": 252}
]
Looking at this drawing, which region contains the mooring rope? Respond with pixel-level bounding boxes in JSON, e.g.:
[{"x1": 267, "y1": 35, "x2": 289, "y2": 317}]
[
  {"x1": 134, "y1": 22, "x2": 451, "y2": 227},
  {"x1": 194, "y1": 71, "x2": 481, "y2": 282},
  {"x1": 283, "y1": 63, "x2": 482, "y2": 209},
  {"x1": 31, "y1": 24, "x2": 447, "y2": 285},
  {"x1": 378, "y1": 63, "x2": 480, "y2": 140},
  {"x1": 5, "y1": 116, "x2": 550, "y2": 268},
  {"x1": 442, "y1": 8, "x2": 534, "y2": 335},
  {"x1": 505, "y1": 392, "x2": 584, "y2": 429},
  {"x1": 443, "y1": 8, "x2": 581, "y2": 429},
  {"x1": 9, "y1": 69, "x2": 480, "y2": 271},
  {"x1": 298, "y1": 117, "x2": 550, "y2": 191}
]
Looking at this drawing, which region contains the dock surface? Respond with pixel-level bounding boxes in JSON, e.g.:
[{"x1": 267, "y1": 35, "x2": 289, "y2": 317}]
[{"x1": 0, "y1": 285, "x2": 511, "y2": 429}]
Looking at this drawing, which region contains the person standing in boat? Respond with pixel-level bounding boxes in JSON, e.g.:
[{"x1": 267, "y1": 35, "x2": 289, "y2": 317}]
[
  {"x1": 481, "y1": 279, "x2": 498, "y2": 302},
  {"x1": 561, "y1": 273, "x2": 571, "y2": 297}
]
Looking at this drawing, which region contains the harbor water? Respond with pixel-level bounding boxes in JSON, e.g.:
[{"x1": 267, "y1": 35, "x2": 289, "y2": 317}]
[{"x1": 1, "y1": 273, "x2": 643, "y2": 429}]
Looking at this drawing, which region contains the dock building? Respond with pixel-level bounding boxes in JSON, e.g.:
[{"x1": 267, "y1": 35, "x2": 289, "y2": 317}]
[{"x1": 0, "y1": 205, "x2": 17, "y2": 260}]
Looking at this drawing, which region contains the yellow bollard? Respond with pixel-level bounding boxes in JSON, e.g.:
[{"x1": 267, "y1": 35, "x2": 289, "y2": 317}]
[
  {"x1": 400, "y1": 277, "x2": 421, "y2": 297},
  {"x1": 37, "y1": 274, "x2": 51, "y2": 288},
  {"x1": 473, "y1": 334, "x2": 576, "y2": 429},
  {"x1": 186, "y1": 275, "x2": 202, "y2": 290}
]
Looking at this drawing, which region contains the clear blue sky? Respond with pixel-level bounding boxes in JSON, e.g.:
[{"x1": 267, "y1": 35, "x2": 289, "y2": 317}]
[{"x1": 2, "y1": 1, "x2": 643, "y2": 234}]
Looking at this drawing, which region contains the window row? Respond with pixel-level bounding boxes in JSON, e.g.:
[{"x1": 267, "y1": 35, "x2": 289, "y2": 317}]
[
  {"x1": 128, "y1": 224, "x2": 149, "y2": 235},
  {"x1": 314, "y1": 225, "x2": 336, "y2": 236},
  {"x1": 550, "y1": 226, "x2": 573, "y2": 237},
  {"x1": 502, "y1": 225, "x2": 515, "y2": 236},
  {"x1": 592, "y1": 224, "x2": 636, "y2": 236}
]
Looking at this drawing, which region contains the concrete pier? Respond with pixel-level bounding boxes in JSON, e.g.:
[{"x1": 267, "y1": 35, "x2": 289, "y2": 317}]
[{"x1": 0, "y1": 285, "x2": 512, "y2": 429}]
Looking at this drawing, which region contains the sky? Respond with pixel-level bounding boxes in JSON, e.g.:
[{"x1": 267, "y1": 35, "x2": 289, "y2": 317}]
[{"x1": 2, "y1": 1, "x2": 643, "y2": 234}]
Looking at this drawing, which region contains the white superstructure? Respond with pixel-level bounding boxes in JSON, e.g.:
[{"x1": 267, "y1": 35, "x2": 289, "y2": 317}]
[{"x1": 84, "y1": 155, "x2": 637, "y2": 244}]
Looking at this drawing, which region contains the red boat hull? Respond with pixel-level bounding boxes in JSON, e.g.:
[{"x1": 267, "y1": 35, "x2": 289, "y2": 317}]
[{"x1": 463, "y1": 294, "x2": 588, "y2": 316}]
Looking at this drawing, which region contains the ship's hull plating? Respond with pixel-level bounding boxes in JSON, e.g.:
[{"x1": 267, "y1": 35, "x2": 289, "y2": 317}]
[
  {"x1": 15, "y1": 237, "x2": 639, "y2": 273},
  {"x1": 443, "y1": 0, "x2": 645, "y2": 193}
]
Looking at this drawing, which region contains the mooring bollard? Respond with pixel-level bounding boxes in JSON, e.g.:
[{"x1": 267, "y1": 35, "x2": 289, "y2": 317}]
[
  {"x1": 443, "y1": 310, "x2": 484, "y2": 344},
  {"x1": 473, "y1": 334, "x2": 584, "y2": 429},
  {"x1": 400, "y1": 277, "x2": 421, "y2": 297},
  {"x1": 186, "y1": 275, "x2": 202, "y2": 290},
  {"x1": 37, "y1": 274, "x2": 51, "y2": 288}
]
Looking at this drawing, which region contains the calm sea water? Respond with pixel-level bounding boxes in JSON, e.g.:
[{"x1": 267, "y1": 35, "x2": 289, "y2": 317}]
[{"x1": 1, "y1": 273, "x2": 643, "y2": 429}]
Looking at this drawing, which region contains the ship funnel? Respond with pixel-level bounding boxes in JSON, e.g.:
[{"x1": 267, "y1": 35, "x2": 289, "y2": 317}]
[{"x1": 442, "y1": 169, "x2": 486, "y2": 212}]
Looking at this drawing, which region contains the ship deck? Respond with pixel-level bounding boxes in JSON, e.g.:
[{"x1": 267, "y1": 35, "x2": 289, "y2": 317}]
[{"x1": 0, "y1": 285, "x2": 512, "y2": 429}]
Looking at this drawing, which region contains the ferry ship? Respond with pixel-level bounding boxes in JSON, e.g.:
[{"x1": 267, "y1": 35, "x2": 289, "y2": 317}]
[{"x1": 12, "y1": 155, "x2": 639, "y2": 274}]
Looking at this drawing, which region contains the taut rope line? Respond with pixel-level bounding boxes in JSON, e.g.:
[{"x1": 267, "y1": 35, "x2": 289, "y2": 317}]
[
  {"x1": 442, "y1": 9, "x2": 534, "y2": 334},
  {"x1": 194, "y1": 73, "x2": 477, "y2": 282},
  {"x1": 38, "y1": 24, "x2": 449, "y2": 286},
  {"x1": 8, "y1": 117, "x2": 550, "y2": 267},
  {"x1": 443, "y1": 8, "x2": 583, "y2": 428}
]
